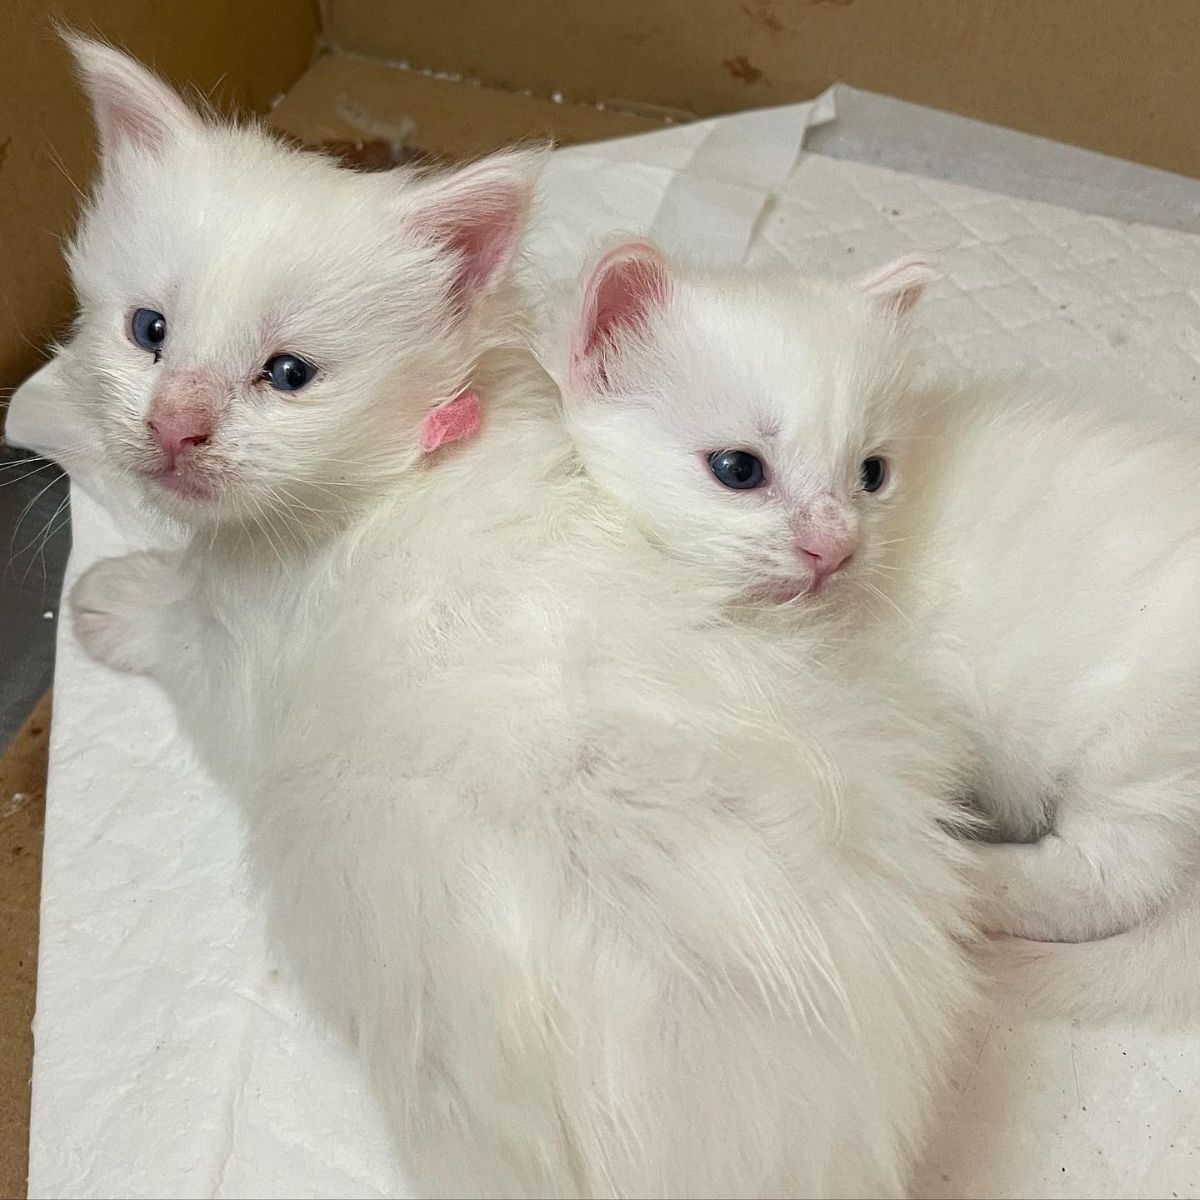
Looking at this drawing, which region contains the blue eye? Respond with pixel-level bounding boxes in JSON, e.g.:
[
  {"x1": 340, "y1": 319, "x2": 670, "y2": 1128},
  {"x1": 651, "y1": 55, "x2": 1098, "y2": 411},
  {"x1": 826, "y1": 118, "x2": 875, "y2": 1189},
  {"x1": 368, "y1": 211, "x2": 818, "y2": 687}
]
[
  {"x1": 262, "y1": 354, "x2": 317, "y2": 392},
  {"x1": 130, "y1": 308, "x2": 166, "y2": 356},
  {"x1": 860, "y1": 456, "x2": 888, "y2": 494},
  {"x1": 707, "y1": 449, "x2": 766, "y2": 490}
]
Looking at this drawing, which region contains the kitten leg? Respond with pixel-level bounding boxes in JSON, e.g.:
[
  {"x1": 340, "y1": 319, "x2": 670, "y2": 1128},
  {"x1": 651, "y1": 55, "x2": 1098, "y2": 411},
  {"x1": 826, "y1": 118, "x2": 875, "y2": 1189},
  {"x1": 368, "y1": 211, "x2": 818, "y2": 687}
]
[
  {"x1": 71, "y1": 550, "x2": 191, "y2": 677},
  {"x1": 969, "y1": 802, "x2": 1192, "y2": 942}
]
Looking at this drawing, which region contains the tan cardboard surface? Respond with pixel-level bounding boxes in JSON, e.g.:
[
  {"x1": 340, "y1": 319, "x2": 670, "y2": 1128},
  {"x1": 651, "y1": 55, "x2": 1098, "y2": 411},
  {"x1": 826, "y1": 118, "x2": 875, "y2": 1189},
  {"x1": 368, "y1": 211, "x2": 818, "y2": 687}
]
[
  {"x1": 270, "y1": 52, "x2": 665, "y2": 161},
  {"x1": 329, "y1": 0, "x2": 1200, "y2": 178},
  {"x1": 0, "y1": 694, "x2": 49, "y2": 1200}
]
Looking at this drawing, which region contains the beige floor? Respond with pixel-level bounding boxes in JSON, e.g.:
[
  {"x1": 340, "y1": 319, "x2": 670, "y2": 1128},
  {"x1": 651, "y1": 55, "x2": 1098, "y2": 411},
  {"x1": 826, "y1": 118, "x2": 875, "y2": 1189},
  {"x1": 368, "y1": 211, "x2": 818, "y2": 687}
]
[{"x1": 0, "y1": 694, "x2": 48, "y2": 1200}]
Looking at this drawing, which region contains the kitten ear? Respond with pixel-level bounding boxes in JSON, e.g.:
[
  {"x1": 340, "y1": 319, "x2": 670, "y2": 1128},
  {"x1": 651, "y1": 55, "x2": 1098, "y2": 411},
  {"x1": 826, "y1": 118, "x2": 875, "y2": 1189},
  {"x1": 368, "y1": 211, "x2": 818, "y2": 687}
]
[
  {"x1": 404, "y1": 148, "x2": 546, "y2": 313},
  {"x1": 63, "y1": 31, "x2": 201, "y2": 159},
  {"x1": 856, "y1": 255, "x2": 933, "y2": 317},
  {"x1": 570, "y1": 239, "x2": 670, "y2": 390}
]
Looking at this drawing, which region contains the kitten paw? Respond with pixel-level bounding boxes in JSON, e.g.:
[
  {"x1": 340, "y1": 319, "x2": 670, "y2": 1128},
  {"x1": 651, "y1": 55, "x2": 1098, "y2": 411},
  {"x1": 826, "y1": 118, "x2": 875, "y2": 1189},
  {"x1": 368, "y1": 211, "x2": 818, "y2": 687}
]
[{"x1": 70, "y1": 552, "x2": 178, "y2": 675}]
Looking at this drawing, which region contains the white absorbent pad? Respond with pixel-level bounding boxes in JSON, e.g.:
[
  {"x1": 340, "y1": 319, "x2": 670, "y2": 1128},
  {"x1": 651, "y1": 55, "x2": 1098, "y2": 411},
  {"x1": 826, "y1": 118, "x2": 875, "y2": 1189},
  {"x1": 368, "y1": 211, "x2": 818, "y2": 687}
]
[{"x1": 9, "y1": 94, "x2": 1200, "y2": 1199}]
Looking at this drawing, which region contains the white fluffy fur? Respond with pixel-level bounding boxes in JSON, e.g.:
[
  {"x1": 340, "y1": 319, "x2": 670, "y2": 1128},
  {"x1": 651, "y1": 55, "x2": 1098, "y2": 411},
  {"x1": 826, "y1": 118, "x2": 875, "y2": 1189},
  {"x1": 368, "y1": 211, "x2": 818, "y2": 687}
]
[
  {"x1": 984, "y1": 885, "x2": 1200, "y2": 1027},
  {"x1": 55, "y1": 39, "x2": 980, "y2": 1196},
  {"x1": 887, "y1": 377, "x2": 1200, "y2": 950},
  {"x1": 556, "y1": 242, "x2": 1200, "y2": 972}
]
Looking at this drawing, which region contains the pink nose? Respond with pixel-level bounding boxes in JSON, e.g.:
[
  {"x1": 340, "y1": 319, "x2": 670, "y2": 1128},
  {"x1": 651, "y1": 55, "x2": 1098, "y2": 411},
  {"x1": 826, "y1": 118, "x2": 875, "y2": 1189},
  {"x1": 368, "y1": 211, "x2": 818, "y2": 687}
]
[
  {"x1": 797, "y1": 535, "x2": 855, "y2": 580},
  {"x1": 148, "y1": 411, "x2": 212, "y2": 470}
]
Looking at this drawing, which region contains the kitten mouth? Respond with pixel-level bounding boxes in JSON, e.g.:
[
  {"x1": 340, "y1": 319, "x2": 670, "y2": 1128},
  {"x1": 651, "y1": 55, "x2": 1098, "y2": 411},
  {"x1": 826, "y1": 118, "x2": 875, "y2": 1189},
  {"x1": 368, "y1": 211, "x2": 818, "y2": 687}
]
[
  {"x1": 756, "y1": 563, "x2": 849, "y2": 605},
  {"x1": 141, "y1": 463, "x2": 216, "y2": 500}
]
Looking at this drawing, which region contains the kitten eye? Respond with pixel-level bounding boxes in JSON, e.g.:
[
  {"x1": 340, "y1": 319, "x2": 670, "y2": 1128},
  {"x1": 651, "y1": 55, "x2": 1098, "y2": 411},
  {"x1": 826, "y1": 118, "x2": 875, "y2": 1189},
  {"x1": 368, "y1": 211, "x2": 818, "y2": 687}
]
[
  {"x1": 130, "y1": 308, "x2": 167, "y2": 355},
  {"x1": 262, "y1": 354, "x2": 317, "y2": 392},
  {"x1": 707, "y1": 449, "x2": 766, "y2": 491},
  {"x1": 860, "y1": 456, "x2": 888, "y2": 494}
]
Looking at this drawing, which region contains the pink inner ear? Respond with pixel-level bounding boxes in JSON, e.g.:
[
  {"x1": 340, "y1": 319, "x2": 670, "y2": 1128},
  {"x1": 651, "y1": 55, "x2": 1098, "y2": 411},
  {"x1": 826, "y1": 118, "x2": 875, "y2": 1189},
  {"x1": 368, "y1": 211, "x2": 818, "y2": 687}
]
[
  {"x1": 408, "y1": 160, "x2": 534, "y2": 310},
  {"x1": 442, "y1": 203, "x2": 522, "y2": 306},
  {"x1": 856, "y1": 255, "x2": 932, "y2": 316},
  {"x1": 66, "y1": 34, "x2": 197, "y2": 159},
  {"x1": 90, "y1": 79, "x2": 169, "y2": 154},
  {"x1": 574, "y1": 243, "x2": 668, "y2": 385}
]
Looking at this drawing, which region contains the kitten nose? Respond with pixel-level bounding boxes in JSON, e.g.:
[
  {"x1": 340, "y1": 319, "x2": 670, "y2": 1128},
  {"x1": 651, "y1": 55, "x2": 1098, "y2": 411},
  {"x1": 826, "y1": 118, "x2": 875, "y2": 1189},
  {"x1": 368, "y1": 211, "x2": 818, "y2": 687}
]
[
  {"x1": 796, "y1": 534, "x2": 855, "y2": 579},
  {"x1": 148, "y1": 411, "x2": 212, "y2": 470}
]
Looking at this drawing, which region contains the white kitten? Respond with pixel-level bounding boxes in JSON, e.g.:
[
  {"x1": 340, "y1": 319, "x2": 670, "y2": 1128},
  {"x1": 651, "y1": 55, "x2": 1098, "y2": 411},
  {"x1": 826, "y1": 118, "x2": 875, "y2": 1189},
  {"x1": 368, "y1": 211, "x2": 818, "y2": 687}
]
[
  {"x1": 53, "y1": 39, "x2": 978, "y2": 1197},
  {"x1": 556, "y1": 238, "x2": 1200, "y2": 953}
]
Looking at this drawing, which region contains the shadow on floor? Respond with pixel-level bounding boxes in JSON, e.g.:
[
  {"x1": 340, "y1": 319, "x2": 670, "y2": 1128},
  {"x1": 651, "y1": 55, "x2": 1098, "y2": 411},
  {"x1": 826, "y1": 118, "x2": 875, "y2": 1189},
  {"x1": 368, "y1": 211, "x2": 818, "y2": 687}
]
[{"x1": 0, "y1": 440, "x2": 70, "y2": 752}]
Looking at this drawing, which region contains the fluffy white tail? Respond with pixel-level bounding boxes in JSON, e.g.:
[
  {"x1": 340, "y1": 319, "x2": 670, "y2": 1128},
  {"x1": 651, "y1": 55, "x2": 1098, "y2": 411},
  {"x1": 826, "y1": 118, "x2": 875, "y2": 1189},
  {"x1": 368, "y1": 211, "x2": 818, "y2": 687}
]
[{"x1": 986, "y1": 888, "x2": 1200, "y2": 1027}]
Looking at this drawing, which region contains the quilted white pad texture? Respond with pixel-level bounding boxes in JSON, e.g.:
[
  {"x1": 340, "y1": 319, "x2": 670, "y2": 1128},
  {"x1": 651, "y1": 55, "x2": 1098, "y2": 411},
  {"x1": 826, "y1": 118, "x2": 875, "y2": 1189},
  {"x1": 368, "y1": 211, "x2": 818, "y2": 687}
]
[
  {"x1": 12, "y1": 102, "x2": 1200, "y2": 1198},
  {"x1": 759, "y1": 154, "x2": 1200, "y2": 395}
]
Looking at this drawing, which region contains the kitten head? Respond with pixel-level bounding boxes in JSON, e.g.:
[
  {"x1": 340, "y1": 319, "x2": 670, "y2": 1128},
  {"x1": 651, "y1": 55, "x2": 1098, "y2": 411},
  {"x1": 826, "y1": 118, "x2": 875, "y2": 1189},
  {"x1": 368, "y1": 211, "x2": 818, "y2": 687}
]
[
  {"x1": 560, "y1": 240, "x2": 929, "y2": 603},
  {"x1": 54, "y1": 34, "x2": 542, "y2": 532}
]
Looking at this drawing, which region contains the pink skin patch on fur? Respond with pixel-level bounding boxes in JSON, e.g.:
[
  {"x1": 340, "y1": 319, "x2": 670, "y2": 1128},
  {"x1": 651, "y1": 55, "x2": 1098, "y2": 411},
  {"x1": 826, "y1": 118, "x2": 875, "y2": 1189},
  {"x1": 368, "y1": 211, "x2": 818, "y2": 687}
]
[{"x1": 419, "y1": 389, "x2": 481, "y2": 453}]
